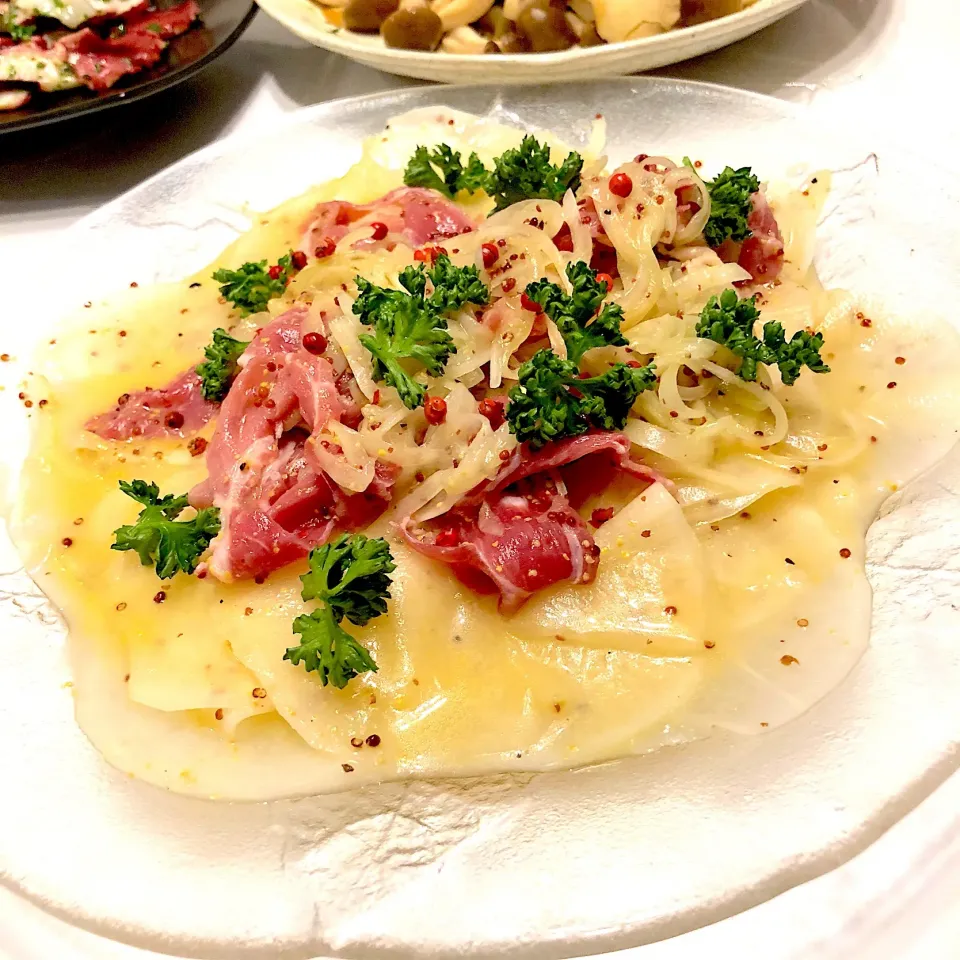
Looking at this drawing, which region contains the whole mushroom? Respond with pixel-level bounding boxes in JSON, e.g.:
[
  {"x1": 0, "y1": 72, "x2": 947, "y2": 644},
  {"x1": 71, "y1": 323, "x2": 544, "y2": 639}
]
[
  {"x1": 515, "y1": 0, "x2": 578, "y2": 52},
  {"x1": 342, "y1": 0, "x2": 400, "y2": 31},
  {"x1": 381, "y1": 1, "x2": 445, "y2": 48}
]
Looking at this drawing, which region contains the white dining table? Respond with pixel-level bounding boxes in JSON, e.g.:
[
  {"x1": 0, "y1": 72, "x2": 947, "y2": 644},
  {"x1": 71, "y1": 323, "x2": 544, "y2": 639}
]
[{"x1": 2, "y1": 1, "x2": 959, "y2": 956}]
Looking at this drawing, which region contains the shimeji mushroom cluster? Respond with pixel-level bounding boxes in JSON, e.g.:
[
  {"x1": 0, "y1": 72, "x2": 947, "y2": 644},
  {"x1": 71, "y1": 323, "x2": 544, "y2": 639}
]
[{"x1": 321, "y1": 0, "x2": 743, "y2": 54}]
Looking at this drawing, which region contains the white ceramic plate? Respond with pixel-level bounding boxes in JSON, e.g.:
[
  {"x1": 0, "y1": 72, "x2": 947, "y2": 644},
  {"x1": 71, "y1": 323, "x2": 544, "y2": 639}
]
[
  {"x1": 2, "y1": 79, "x2": 960, "y2": 959},
  {"x1": 255, "y1": 0, "x2": 810, "y2": 83}
]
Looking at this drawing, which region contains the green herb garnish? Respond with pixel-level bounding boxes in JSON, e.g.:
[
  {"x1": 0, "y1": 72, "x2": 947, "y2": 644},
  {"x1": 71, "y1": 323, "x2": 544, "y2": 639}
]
[
  {"x1": 284, "y1": 534, "x2": 396, "y2": 689},
  {"x1": 696, "y1": 289, "x2": 829, "y2": 385},
  {"x1": 7, "y1": 20, "x2": 35, "y2": 41},
  {"x1": 702, "y1": 166, "x2": 760, "y2": 247},
  {"x1": 486, "y1": 135, "x2": 583, "y2": 212},
  {"x1": 196, "y1": 328, "x2": 250, "y2": 402},
  {"x1": 507, "y1": 350, "x2": 656, "y2": 449},
  {"x1": 212, "y1": 251, "x2": 301, "y2": 316},
  {"x1": 354, "y1": 253, "x2": 487, "y2": 409},
  {"x1": 403, "y1": 144, "x2": 488, "y2": 199},
  {"x1": 403, "y1": 136, "x2": 583, "y2": 212},
  {"x1": 524, "y1": 262, "x2": 627, "y2": 365},
  {"x1": 111, "y1": 480, "x2": 220, "y2": 579}
]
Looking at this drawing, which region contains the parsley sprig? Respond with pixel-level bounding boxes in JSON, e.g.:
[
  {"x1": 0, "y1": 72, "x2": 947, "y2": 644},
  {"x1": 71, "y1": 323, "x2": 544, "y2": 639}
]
[
  {"x1": 284, "y1": 534, "x2": 396, "y2": 689},
  {"x1": 196, "y1": 328, "x2": 250, "y2": 402},
  {"x1": 402, "y1": 136, "x2": 583, "y2": 213},
  {"x1": 486, "y1": 136, "x2": 583, "y2": 212},
  {"x1": 507, "y1": 261, "x2": 655, "y2": 448},
  {"x1": 5, "y1": 18, "x2": 35, "y2": 41},
  {"x1": 524, "y1": 262, "x2": 627, "y2": 365},
  {"x1": 111, "y1": 481, "x2": 220, "y2": 579},
  {"x1": 696, "y1": 289, "x2": 830, "y2": 385},
  {"x1": 212, "y1": 250, "x2": 303, "y2": 316},
  {"x1": 701, "y1": 166, "x2": 761, "y2": 247},
  {"x1": 403, "y1": 144, "x2": 488, "y2": 199},
  {"x1": 354, "y1": 253, "x2": 488, "y2": 409},
  {"x1": 507, "y1": 351, "x2": 656, "y2": 449}
]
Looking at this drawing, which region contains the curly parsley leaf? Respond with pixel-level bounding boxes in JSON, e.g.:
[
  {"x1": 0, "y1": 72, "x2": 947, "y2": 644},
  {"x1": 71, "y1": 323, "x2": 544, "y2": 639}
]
[
  {"x1": 425, "y1": 252, "x2": 489, "y2": 313},
  {"x1": 7, "y1": 19, "x2": 35, "y2": 41},
  {"x1": 761, "y1": 322, "x2": 831, "y2": 386},
  {"x1": 212, "y1": 250, "x2": 302, "y2": 316},
  {"x1": 196, "y1": 328, "x2": 250, "y2": 401},
  {"x1": 696, "y1": 289, "x2": 829, "y2": 385},
  {"x1": 354, "y1": 254, "x2": 488, "y2": 409},
  {"x1": 702, "y1": 166, "x2": 760, "y2": 247},
  {"x1": 524, "y1": 261, "x2": 626, "y2": 365},
  {"x1": 403, "y1": 144, "x2": 488, "y2": 199},
  {"x1": 486, "y1": 135, "x2": 583, "y2": 213},
  {"x1": 111, "y1": 480, "x2": 220, "y2": 579},
  {"x1": 696, "y1": 289, "x2": 767, "y2": 381},
  {"x1": 507, "y1": 350, "x2": 657, "y2": 449},
  {"x1": 299, "y1": 533, "x2": 396, "y2": 625},
  {"x1": 284, "y1": 534, "x2": 396, "y2": 688},
  {"x1": 287, "y1": 609, "x2": 379, "y2": 690}
]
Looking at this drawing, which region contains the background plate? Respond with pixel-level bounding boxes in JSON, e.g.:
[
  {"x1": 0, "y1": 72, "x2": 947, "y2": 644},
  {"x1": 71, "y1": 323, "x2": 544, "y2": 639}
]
[
  {"x1": 2, "y1": 79, "x2": 960, "y2": 959},
  {"x1": 254, "y1": 0, "x2": 810, "y2": 83},
  {"x1": 0, "y1": 0, "x2": 257, "y2": 135}
]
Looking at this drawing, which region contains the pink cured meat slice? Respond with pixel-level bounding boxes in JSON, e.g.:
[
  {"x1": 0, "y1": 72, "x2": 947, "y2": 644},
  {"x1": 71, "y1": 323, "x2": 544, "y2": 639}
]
[
  {"x1": 302, "y1": 187, "x2": 475, "y2": 256},
  {"x1": 59, "y1": 2, "x2": 199, "y2": 91},
  {"x1": 85, "y1": 369, "x2": 217, "y2": 440},
  {"x1": 400, "y1": 432, "x2": 662, "y2": 611},
  {"x1": 737, "y1": 189, "x2": 785, "y2": 283},
  {"x1": 189, "y1": 306, "x2": 391, "y2": 582},
  {"x1": 715, "y1": 189, "x2": 785, "y2": 285},
  {"x1": 121, "y1": 0, "x2": 200, "y2": 36}
]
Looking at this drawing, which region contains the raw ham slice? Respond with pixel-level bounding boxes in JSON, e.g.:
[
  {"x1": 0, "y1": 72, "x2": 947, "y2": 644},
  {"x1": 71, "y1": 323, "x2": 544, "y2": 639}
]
[
  {"x1": 737, "y1": 190, "x2": 784, "y2": 283},
  {"x1": 85, "y1": 369, "x2": 216, "y2": 440},
  {"x1": 121, "y1": 0, "x2": 199, "y2": 37},
  {"x1": 189, "y1": 306, "x2": 389, "y2": 582},
  {"x1": 2, "y1": 1, "x2": 200, "y2": 93},
  {"x1": 62, "y1": 27, "x2": 166, "y2": 90},
  {"x1": 400, "y1": 432, "x2": 661, "y2": 611},
  {"x1": 302, "y1": 187, "x2": 475, "y2": 257},
  {"x1": 715, "y1": 189, "x2": 785, "y2": 285}
]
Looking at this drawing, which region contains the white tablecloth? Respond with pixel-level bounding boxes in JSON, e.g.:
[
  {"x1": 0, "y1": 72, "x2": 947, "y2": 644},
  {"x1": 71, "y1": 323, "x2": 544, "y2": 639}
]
[{"x1": 3, "y1": 1, "x2": 959, "y2": 956}]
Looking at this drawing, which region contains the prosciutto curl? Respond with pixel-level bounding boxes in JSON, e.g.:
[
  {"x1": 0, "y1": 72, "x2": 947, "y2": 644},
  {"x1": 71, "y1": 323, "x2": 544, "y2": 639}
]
[
  {"x1": 86, "y1": 368, "x2": 217, "y2": 441},
  {"x1": 302, "y1": 187, "x2": 475, "y2": 257},
  {"x1": 715, "y1": 189, "x2": 785, "y2": 284},
  {"x1": 189, "y1": 306, "x2": 394, "y2": 582},
  {"x1": 399, "y1": 433, "x2": 663, "y2": 612}
]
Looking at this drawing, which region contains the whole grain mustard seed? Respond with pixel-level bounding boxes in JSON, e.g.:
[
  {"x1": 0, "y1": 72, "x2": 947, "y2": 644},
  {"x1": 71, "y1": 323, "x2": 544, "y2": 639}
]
[
  {"x1": 839, "y1": 548, "x2": 851, "y2": 558},
  {"x1": 215, "y1": 709, "x2": 224, "y2": 721},
  {"x1": 797, "y1": 618, "x2": 809, "y2": 627},
  {"x1": 341, "y1": 763, "x2": 355, "y2": 773},
  {"x1": 703, "y1": 639, "x2": 716, "y2": 649},
  {"x1": 780, "y1": 655, "x2": 799, "y2": 666}
]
